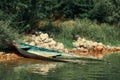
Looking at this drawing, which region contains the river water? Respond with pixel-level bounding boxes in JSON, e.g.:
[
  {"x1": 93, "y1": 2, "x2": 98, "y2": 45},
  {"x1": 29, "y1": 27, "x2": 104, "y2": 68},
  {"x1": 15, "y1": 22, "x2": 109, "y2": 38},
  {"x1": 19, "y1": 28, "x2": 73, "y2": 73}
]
[{"x1": 0, "y1": 52, "x2": 120, "y2": 80}]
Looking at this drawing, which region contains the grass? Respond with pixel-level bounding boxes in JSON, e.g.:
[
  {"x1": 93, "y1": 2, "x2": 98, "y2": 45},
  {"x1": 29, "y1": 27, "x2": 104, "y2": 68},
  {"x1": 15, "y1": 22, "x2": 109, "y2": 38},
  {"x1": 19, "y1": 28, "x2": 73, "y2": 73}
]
[
  {"x1": 37, "y1": 19, "x2": 120, "y2": 48},
  {"x1": 1, "y1": 19, "x2": 119, "y2": 49},
  {"x1": 53, "y1": 37, "x2": 74, "y2": 49},
  {"x1": 57, "y1": 19, "x2": 120, "y2": 46}
]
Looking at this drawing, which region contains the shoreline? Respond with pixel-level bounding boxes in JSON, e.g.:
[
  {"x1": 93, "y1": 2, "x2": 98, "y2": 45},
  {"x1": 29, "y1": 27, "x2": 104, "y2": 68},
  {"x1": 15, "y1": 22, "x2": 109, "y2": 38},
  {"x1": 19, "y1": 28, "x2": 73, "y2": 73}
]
[{"x1": 0, "y1": 47, "x2": 120, "y2": 62}]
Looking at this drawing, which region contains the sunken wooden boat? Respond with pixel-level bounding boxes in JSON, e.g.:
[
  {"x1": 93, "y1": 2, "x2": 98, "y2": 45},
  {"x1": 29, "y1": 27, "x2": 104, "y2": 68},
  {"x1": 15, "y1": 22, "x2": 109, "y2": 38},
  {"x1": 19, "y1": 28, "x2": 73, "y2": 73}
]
[{"x1": 12, "y1": 42, "x2": 103, "y2": 62}]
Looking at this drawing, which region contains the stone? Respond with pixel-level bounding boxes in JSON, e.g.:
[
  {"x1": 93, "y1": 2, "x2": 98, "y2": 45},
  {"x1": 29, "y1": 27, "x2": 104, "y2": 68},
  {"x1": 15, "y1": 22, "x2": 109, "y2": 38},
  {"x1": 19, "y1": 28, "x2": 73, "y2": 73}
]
[
  {"x1": 40, "y1": 33, "x2": 48, "y2": 41},
  {"x1": 94, "y1": 45, "x2": 104, "y2": 51},
  {"x1": 44, "y1": 38, "x2": 52, "y2": 43},
  {"x1": 31, "y1": 35, "x2": 36, "y2": 39},
  {"x1": 38, "y1": 32, "x2": 42, "y2": 35},
  {"x1": 41, "y1": 44, "x2": 49, "y2": 48},
  {"x1": 56, "y1": 43, "x2": 64, "y2": 50},
  {"x1": 81, "y1": 38, "x2": 86, "y2": 42},
  {"x1": 49, "y1": 45, "x2": 56, "y2": 50},
  {"x1": 23, "y1": 32, "x2": 66, "y2": 52},
  {"x1": 106, "y1": 45, "x2": 111, "y2": 48},
  {"x1": 29, "y1": 42, "x2": 35, "y2": 46},
  {"x1": 73, "y1": 36, "x2": 107, "y2": 51},
  {"x1": 77, "y1": 37, "x2": 82, "y2": 41},
  {"x1": 0, "y1": 52, "x2": 4, "y2": 55},
  {"x1": 48, "y1": 40, "x2": 56, "y2": 45},
  {"x1": 35, "y1": 36, "x2": 41, "y2": 43},
  {"x1": 97, "y1": 42, "x2": 103, "y2": 46},
  {"x1": 35, "y1": 31, "x2": 40, "y2": 35},
  {"x1": 73, "y1": 42, "x2": 79, "y2": 47},
  {"x1": 92, "y1": 42, "x2": 98, "y2": 47}
]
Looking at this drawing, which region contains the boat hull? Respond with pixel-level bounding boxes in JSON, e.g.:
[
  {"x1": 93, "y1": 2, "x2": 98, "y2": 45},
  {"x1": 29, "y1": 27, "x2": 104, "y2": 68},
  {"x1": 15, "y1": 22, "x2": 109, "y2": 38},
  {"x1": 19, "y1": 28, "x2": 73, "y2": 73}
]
[{"x1": 14, "y1": 45, "x2": 74, "y2": 62}]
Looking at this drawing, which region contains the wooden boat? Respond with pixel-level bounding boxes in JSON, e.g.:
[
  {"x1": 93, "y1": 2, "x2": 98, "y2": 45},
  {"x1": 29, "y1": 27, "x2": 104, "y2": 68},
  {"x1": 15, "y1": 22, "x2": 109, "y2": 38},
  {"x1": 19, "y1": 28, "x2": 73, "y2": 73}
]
[{"x1": 12, "y1": 42, "x2": 103, "y2": 62}]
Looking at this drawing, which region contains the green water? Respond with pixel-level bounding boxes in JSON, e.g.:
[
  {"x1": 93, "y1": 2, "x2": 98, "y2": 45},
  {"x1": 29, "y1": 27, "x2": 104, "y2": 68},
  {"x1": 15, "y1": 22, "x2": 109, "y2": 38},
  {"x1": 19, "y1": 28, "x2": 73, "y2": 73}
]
[{"x1": 0, "y1": 52, "x2": 120, "y2": 80}]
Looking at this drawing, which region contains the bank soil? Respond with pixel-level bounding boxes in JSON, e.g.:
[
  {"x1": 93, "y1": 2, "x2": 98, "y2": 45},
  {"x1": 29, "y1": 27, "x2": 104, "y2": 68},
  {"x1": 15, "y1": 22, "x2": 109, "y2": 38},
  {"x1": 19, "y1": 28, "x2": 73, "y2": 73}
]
[
  {"x1": 0, "y1": 32, "x2": 120, "y2": 61},
  {"x1": 0, "y1": 47, "x2": 120, "y2": 62},
  {"x1": 0, "y1": 52, "x2": 23, "y2": 61}
]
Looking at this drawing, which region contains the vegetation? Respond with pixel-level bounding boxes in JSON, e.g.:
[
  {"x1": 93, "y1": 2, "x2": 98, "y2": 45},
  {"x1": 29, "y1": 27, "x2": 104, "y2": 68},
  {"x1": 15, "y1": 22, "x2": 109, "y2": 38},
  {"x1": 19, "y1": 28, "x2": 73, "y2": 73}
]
[
  {"x1": 0, "y1": 21, "x2": 20, "y2": 47},
  {"x1": 0, "y1": 0, "x2": 120, "y2": 48},
  {"x1": 0, "y1": 0, "x2": 119, "y2": 32},
  {"x1": 38, "y1": 19, "x2": 120, "y2": 48}
]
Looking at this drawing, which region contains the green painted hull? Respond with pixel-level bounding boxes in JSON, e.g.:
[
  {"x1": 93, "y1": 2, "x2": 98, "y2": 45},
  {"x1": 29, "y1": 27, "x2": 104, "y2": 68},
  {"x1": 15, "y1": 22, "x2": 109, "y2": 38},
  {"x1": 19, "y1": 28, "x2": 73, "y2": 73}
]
[{"x1": 13, "y1": 42, "x2": 103, "y2": 63}]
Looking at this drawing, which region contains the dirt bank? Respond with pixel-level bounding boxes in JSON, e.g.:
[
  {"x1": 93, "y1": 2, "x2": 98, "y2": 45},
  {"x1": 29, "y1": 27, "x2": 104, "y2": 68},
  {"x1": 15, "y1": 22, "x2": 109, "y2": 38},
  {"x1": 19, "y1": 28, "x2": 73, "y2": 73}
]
[
  {"x1": 68, "y1": 47, "x2": 120, "y2": 59},
  {"x1": 0, "y1": 52, "x2": 23, "y2": 62},
  {"x1": 0, "y1": 47, "x2": 120, "y2": 62},
  {"x1": 0, "y1": 32, "x2": 120, "y2": 62}
]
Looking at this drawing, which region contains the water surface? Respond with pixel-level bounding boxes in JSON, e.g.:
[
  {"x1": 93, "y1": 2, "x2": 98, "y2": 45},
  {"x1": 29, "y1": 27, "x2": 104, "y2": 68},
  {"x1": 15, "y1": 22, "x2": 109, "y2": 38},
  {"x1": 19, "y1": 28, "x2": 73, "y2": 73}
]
[{"x1": 0, "y1": 52, "x2": 120, "y2": 80}]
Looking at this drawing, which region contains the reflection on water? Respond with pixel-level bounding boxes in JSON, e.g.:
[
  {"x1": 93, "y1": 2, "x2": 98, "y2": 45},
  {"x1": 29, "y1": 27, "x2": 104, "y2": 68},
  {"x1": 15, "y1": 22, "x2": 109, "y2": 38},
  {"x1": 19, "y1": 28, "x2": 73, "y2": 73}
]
[
  {"x1": 0, "y1": 52, "x2": 120, "y2": 80},
  {"x1": 14, "y1": 62, "x2": 64, "y2": 75}
]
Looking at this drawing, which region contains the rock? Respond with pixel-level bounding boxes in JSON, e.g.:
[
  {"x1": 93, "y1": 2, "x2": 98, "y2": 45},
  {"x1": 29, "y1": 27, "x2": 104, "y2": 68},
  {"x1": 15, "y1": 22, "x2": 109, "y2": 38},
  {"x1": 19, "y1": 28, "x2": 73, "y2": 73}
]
[
  {"x1": 47, "y1": 44, "x2": 54, "y2": 49},
  {"x1": 106, "y1": 45, "x2": 111, "y2": 49},
  {"x1": 0, "y1": 52, "x2": 4, "y2": 55},
  {"x1": 44, "y1": 38, "x2": 53, "y2": 43},
  {"x1": 48, "y1": 40, "x2": 56, "y2": 45},
  {"x1": 83, "y1": 49, "x2": 89, "y2": 52},
  {"x1": 31, "y1": 35, "x2": 36, "y2": 40},
  {"x1": 81, "y1": 38, "x2": 86, "y2": 43},
  {"x1": 77, "y1": 37, "x2": 82, "y2": 41},
  {"x1": 40, "y1": 44, "x2": 49, "y2": 48},
  {"x1": 63, "y1": 49, "x2": 68, "y2": 53},
  {"x1": 35, "y1": 36, "x2": 41, "y2": 44},
  {"x1": 73, "y1": 37, "x2": 106, "y2": 51},
  {"x1": 87, "y1": 45, "x2": 93, "y2": 50},
  {"x1": 94, "y1": 45, "x2": 104, "y2": 51},
  {"x1": 97, "y1": 42, "x2": 103, "y2": 46},
  {"x1": 29, "y1": 42, "x2": 35, "y2": 46},
  {"x1": 58, "y1": 48, "x2": 68, "y2": 53},
  {"x1": 23, "y1": 31, "x2": 65, "y2": 52},
  {"x1": 40, "y1": 33, "x2": 48, "y2": 41},
  {"x1": 35, "y1": 31, "x2": 39, "y2": 35},
  {"x1": 92, "y1": 42, "x2": 98, "y2": 47},
  {"x1": 73, "y1": 42, "x2": 79, "y2": 47},
  {"x1": 56, "y1": 42, "x2": 64, "y2": 50},
  {"x1": 76, "y1": 47, "x2": 84, "y2": 50},
  {"x1": 38, "y1": 32, "x2": 42, "y2": 35}
]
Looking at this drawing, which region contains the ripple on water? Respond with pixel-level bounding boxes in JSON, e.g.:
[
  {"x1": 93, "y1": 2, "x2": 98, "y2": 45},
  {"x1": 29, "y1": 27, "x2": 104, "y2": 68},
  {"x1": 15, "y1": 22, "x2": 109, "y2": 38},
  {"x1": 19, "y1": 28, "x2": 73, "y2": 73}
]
[{"x1": 0, "y1": 53, "x2": 120, "y2": 80}]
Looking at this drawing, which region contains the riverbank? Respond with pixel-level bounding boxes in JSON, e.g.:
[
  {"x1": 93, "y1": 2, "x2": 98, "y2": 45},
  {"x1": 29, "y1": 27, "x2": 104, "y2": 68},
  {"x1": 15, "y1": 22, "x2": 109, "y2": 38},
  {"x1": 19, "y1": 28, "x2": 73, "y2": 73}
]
[
  {"x1": 0, "y1": 32, "x2": 120, "y2": 62},
  {"x1": 0, "y1": 47, "x2": 120, "y2": 62},
  {"x1": 0, "y1": 52, "x2": 23, "y2": 62}
]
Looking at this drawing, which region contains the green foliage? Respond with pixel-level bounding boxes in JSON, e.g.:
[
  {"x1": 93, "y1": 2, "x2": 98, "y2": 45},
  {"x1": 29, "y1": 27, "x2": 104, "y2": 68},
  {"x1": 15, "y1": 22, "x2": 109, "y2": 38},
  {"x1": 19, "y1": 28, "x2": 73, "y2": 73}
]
[
  {"x1": 90, "y1": 0, "x2": 114, "y2": 22},
  {"x1": 0, "y1": 0, "x2": 119, "y2": 33},
  {"x1": 42, "y1": 19, "x2": 120, "y2": 48},
  {"x1": 0, "y1": 21, "x2": 20, "y2": 47},
  {"x1": 0, "y1": 0, "x2": 119, "y2": 48},
  {"x1": 90, "y1": 0, "x2": 120, "y2": 25},
  {"x1": 73, "y1": 19, "x2": 120, "y2": 46}
]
